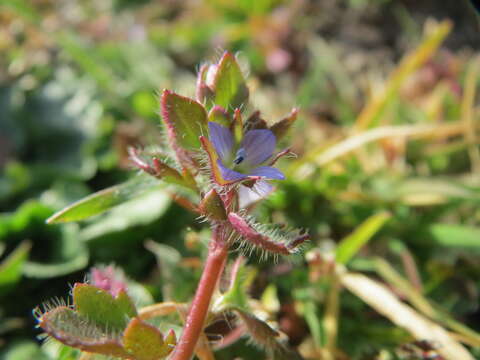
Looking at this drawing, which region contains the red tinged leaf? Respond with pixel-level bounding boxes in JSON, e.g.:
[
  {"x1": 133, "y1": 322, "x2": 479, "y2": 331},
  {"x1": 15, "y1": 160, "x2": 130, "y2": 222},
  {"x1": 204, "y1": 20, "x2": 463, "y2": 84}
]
[{"x1": 160, "y1": 90, "x2": 208, "y2": 167}]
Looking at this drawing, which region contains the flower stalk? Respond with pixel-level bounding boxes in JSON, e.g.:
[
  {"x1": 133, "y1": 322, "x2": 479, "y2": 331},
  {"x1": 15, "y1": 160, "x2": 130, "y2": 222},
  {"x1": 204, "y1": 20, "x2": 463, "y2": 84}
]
[{"x1": 170, "y1": 226, "x2": 229, "y2": 360}]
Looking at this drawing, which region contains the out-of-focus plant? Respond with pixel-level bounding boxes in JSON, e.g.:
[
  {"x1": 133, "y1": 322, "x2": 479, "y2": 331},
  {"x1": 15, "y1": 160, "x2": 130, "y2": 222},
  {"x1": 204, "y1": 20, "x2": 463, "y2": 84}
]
[{"x1": 35, "y1": 52, "x2": 308, "y2": 360}]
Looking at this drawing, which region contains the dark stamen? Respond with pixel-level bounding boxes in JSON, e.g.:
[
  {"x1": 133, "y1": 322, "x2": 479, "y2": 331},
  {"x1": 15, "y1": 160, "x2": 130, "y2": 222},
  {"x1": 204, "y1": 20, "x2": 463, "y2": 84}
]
[{"x1": 233, "y1": 148, "x2": 246, "y2": 165}]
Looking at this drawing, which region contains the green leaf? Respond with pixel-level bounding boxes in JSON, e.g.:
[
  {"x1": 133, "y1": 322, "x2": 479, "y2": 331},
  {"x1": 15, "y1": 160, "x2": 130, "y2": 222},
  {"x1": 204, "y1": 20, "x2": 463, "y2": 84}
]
[
  {"x1": 335, "y1": 212, "x2": 391, "y2": 265},
  {"x1": 73, "y1": 283, "x2": 137, "y2": 331},
  {"x1": 429, "y1": 224, "x2": 480, "y2": 251},
  {"x1": 39, "y1": 306, "x2": 131, "y2": 359},
  {"x1": 0, "y1": 241, "x2": 31, "y2": 295},
  {"x1": 160, "y1": 90, "x2": 208, "y2": 150},
  {"x1": 47, "y1": 176, "x2": 159, "y2": 223},
  {"x1": 79, "y1": 187, "x2": 171, "y2": 242},
  {"x1": 123, "y1": 318, "x2": 175, "y2": 359},
  {"x1": 213, "y1": 52, "x2": 249, "y2": 110}
]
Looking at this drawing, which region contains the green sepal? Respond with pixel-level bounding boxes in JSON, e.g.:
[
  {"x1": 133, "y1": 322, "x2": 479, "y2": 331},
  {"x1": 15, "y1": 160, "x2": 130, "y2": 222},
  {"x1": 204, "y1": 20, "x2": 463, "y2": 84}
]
[{"x1": 199, "y1": 189, "x2": 227, "y2": 221}]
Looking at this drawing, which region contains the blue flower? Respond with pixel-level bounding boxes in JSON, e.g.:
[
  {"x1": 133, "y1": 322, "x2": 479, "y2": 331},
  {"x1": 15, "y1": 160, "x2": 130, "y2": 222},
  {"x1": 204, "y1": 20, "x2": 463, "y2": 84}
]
[{"x1": 208, "y1": 122, "x2": 285, "y2": 182}]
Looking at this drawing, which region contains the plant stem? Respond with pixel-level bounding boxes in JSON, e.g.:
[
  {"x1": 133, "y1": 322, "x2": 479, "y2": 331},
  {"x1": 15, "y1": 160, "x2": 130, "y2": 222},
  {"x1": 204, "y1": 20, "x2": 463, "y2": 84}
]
[{"x1": 170, "y1": 227, "x2": 228, "y2": 360}]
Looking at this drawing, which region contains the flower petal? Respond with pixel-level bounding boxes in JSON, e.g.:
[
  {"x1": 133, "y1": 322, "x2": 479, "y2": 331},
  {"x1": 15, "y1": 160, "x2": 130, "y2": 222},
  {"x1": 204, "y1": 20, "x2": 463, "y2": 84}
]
[
  {"x1": 241, "y1": 129, "x2": 276, "y2": 166},
  {"x1": 249, "y1": 166, "x2": 285, "y2": 180},
  {"x1": 208, "y1": 122, "x2": 234, "y2": 161},
  {"x1": 217, "y1": 160, "x2": 247, "y2": 182},
  {"x1": 200, "y1": 136, "x2": 237, "y2": 186},
  {"x1": 238, "y1": 181, "x2": 274, "y2": 208}
]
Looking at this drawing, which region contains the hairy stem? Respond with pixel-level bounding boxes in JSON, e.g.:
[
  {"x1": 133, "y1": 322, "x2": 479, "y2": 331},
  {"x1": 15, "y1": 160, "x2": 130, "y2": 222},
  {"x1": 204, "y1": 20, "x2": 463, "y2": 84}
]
[{"x1": 170, "y1": 227, "x2": 228, "y2": 360}]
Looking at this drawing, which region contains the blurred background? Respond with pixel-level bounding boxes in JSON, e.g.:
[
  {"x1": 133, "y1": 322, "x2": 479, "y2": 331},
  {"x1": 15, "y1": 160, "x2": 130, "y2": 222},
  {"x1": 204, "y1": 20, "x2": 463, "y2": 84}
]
[{"x1": 1, "y1": 0, "x2": 480, "y2": 359}]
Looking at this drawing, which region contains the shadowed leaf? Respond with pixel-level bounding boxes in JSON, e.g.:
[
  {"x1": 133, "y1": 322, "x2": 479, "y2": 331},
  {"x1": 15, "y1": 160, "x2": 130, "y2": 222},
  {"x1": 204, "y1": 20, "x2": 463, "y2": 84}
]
[
  {"x1": 0, "y1": 241, "x2": 31, "y2": 295},
  {"x1": 199, "y1": 189, "x2": 227, "y2": 221}
]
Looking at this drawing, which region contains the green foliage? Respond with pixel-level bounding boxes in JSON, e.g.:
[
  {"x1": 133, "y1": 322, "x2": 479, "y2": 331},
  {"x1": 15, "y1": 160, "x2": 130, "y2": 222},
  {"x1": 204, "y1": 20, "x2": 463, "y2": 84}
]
[
  {"x1": 2, "y1": 1, "x2": 480, "y2": 359},
  {"x1": 47, "y1": 176, "x2": 159, "y2": 224},
  {"x1": 335, "y1": 212, "x2": 391, "y2": 265},
  {"x1": 38, "y1": 276, "x2": 175, "y2": 359},
  {"x1": 0, "y1": 241, "x2": 30, "y2": 295}
]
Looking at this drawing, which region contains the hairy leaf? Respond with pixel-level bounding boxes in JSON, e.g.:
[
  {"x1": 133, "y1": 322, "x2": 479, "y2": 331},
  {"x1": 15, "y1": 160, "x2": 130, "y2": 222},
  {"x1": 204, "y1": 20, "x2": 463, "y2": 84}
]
[
  {"x1": 39, "y1": 307, "x2": 131, "y2": 359},
  {"x1": 73, "y1": 283, "x2": 137, "y2": 331},
  {"x1": 161, "y1": 90, "x2": 208, "y2": 150}
]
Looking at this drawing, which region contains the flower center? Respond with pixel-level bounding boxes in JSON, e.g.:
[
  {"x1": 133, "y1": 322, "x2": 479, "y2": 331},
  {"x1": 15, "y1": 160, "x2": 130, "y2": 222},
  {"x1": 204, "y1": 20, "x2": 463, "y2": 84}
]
[{"x1": 233, "y1": 147, "x2": 246, "y2": 166}]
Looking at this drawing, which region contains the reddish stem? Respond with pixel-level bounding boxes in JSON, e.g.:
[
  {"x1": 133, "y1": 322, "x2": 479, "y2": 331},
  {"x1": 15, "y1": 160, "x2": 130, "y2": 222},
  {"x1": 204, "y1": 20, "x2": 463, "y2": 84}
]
[{"x1": 170, "y1": 227, "x2": 229, "y2": 360}]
